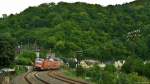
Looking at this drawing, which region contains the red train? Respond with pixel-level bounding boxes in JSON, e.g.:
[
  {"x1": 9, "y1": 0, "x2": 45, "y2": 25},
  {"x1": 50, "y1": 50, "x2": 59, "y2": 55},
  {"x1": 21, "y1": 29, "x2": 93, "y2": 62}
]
[{"x1": 34, "y1": 57, "x2": 61, "y2": 70}]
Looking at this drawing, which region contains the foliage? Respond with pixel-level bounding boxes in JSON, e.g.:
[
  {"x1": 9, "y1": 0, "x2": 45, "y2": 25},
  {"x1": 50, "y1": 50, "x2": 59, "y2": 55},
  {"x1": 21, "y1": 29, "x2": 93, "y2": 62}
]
[
  {"x1": 76, "y1": 65, "x2": 85, "y2": 76},
  {"x1": 75, "y1": 65, "x2": 150, "y2": 84},
  {"x1": 0, "y1": 34, "x2": 16, "y2": 68},
  {"x1": 0, "y1": 0, "x2": 150, "y2": 82},
  {"x1": 15, "y1": 65, "x2": 27, "y2": 75},
  {"x1": 16, "y1": 51, "x2": 36, "y2": 65},
  {"x1": 105, "y1": 64, "x2": 117, "y2": 72},
  {"x1": 0, "y1": 0, "x2": 150, "y2": 61},
  {"x1": 122, "y1": 57, "x2": 150, "y2": 78}
]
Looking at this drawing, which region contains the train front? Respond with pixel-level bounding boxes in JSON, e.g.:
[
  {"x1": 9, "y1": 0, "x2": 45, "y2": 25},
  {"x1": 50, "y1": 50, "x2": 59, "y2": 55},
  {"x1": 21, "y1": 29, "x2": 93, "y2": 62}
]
[{"x1": 34, "y1": 58, "x2": 44, "y2": 70}]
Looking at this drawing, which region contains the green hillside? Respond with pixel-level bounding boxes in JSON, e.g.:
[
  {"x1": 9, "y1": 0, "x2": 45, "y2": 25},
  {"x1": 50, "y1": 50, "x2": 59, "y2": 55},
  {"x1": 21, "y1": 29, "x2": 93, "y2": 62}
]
[{"x1": 0, "y1": 0, "x2": 150, "y2": 60}]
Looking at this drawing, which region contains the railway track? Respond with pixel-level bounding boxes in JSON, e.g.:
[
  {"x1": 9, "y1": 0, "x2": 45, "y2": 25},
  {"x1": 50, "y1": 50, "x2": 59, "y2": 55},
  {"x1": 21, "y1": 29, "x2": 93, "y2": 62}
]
[
  {"x1": 48, "y1": 71, "x2": 88, "y2": 84},
  {"x1": 24, "y1": 71, "x2": 51, "y2": 84},
  {"x1": 24, "y1": 71, "x2": 88, "y2": 84}
]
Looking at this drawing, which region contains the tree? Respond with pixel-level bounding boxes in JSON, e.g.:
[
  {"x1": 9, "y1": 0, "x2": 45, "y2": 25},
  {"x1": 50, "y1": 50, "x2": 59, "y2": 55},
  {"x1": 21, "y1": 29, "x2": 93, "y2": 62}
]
[
  {"x1": 0, "y1": 35, "x2": 16, "y2": 68},
  {"x1": 0, "y1": 0, "x2": 150, "y2": 61},
  {"x1": 122, "y1": 57, "x2": 144, "y2": 76},
  {"x1": 143, "y1": 63, "x2": 150, "y2": 78}
]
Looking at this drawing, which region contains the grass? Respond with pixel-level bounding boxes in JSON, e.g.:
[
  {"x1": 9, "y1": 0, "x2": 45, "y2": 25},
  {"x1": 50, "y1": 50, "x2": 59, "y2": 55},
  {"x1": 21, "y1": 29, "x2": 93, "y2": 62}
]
[
  {"x1": 61, "y1": 66, "x2": 94, "y2": 84},
  {"x1": 15, "y1": 65, "x2": 27, "y2": 75},
  {"x1": 62, "y1": 69, "x2": 77, "y2": 78}
]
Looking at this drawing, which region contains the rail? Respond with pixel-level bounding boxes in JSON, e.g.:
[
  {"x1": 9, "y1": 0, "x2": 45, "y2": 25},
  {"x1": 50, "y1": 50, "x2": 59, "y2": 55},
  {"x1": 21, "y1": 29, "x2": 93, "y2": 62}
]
[
  {"x1": 24, "y1": 71, "x2": 51, "y2": 84},
  {"x1": 48, "y1": 71, "x2": 88, "y2": 84}
]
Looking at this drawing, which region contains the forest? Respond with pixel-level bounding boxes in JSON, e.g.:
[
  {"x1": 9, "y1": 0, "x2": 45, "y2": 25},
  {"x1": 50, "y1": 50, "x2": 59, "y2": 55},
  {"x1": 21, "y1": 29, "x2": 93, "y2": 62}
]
[
  {"x1": 0, "y1": 0, "x2": 150, "y2": 83},
  {"x1": 0, "y1": 0, "x2": 150, "y2": 61}
]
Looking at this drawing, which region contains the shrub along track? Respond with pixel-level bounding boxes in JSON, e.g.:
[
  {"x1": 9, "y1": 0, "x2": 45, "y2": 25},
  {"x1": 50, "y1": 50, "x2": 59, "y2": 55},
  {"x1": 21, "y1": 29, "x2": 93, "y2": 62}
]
[{"x1": 48, "y1": 70, "x2": 88, "y2": 84}]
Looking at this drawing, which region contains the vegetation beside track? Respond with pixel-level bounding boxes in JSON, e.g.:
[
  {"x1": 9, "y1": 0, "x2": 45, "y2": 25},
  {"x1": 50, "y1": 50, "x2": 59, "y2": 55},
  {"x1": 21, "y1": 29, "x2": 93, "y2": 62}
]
[
  {"x1": 62, "y1": 65, "x2": 150, "y2": 84},
  {"x1": 62, "y1": 67, "x2": 94, "y2": 84}
]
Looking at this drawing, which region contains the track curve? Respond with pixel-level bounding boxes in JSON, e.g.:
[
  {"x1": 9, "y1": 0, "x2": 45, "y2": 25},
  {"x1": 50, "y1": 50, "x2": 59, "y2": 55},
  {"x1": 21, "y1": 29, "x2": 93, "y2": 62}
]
[
  {"x1": 48, "y1": 71, "x2": 88, "y2": 84},
  {"x1": 24, "y1": 71, "x2": 51, "y2": 84},
  {"x1": 24, "y1": 70, "x2": 88, "y2": 84}
]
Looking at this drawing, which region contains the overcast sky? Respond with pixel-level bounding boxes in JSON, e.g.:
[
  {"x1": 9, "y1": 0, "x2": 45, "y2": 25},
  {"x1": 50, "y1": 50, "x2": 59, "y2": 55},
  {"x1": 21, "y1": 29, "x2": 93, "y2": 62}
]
[{"x1": 0, "y1": 0, "x2": 135, "y2": 17}]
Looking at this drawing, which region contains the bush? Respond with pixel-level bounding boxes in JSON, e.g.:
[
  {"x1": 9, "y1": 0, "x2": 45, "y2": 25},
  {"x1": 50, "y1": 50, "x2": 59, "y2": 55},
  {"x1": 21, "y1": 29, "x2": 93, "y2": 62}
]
[
  {"x1": 105, "y1": 64, "x2": 117, "y2": 72},
  {"x1": 16, "y1": 51, "x2": 36, "y2": 65}
]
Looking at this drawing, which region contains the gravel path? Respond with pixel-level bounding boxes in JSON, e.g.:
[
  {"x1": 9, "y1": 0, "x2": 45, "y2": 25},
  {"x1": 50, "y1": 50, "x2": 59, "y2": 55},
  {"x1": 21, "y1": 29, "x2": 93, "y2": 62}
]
[{"x1": 12, "y1": 73, "x2": 28, "y2": 84}]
